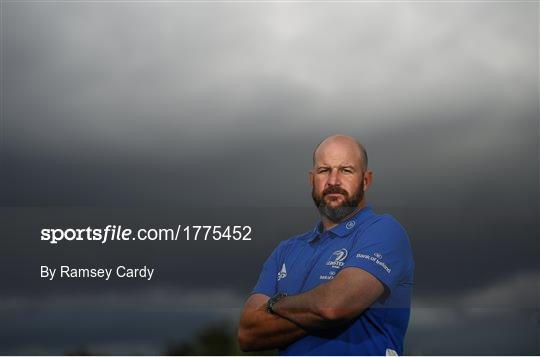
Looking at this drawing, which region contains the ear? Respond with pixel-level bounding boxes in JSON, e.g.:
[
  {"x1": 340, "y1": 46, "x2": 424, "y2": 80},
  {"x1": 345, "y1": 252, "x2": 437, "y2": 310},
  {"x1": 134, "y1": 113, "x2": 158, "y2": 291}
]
[
  {"x1": 308, "y1": 170, "x2": 314, "y2": 187},
  {"x1": 363, "y1": 170, "x2": 373, "y2": 191}
]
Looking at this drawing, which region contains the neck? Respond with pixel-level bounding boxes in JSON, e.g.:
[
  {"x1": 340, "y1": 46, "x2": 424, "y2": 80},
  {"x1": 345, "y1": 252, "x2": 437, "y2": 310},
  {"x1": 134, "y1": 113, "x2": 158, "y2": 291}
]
[{"x1": 321, "y1": 201, "x2": 366, "y2": 231}]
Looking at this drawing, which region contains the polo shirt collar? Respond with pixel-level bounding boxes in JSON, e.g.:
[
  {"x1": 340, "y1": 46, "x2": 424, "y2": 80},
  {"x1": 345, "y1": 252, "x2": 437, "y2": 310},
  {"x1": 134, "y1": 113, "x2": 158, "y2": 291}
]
[{"x1": 309, "y1": 204, "x2": 374, "y2": 242}]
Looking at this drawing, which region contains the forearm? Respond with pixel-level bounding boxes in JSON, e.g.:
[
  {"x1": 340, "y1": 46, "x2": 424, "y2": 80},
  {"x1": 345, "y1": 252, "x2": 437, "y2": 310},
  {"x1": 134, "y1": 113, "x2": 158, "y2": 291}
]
[
  {"x1": 238, "y1": 299, "x2": 308, "y2": 351},
  {"x1": 272, "y1": 284, "x2": 347, "y2": 330},
  {"x1": 239, "y1": 268, "x2": 384, "y2": 349},
  {"x1": 271, "y1": 267, "x2": 385, "y2": 329}
]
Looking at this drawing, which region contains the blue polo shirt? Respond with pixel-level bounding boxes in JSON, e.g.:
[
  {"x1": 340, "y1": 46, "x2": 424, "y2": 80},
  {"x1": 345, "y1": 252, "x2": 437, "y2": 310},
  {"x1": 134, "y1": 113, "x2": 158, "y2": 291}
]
[{"x1": 251, "y1": 205, "x2": 414, "y2": 356}]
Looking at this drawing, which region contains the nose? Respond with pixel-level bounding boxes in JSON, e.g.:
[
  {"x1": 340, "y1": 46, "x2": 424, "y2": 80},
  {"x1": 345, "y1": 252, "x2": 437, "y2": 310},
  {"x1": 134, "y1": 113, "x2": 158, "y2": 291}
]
[{"x1": 327, "y1": 168, "x2": 341, "y2": 186}]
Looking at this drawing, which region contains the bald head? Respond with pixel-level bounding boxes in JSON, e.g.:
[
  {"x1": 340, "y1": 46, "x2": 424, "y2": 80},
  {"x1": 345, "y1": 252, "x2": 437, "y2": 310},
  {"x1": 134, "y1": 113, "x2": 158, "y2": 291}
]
[{"x1": 313, "y1": 135, "x2": 368, "y2": 172}]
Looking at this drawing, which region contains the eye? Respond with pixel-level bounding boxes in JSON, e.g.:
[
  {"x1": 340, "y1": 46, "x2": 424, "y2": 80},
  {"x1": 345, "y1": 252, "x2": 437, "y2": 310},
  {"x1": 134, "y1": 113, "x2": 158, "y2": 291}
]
[
  {"x1": 317, "y1": 168, "x2": 329, "y2": 174},
  {"x1": 341, "y1": 167, "x2": 353, "y2": 173}
]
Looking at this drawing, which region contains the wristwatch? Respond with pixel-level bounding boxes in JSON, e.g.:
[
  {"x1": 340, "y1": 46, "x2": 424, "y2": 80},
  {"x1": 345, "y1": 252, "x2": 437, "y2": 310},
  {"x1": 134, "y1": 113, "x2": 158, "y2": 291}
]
[{"x1": 266, "y1": 292, "x2": 287, "y2": 314}]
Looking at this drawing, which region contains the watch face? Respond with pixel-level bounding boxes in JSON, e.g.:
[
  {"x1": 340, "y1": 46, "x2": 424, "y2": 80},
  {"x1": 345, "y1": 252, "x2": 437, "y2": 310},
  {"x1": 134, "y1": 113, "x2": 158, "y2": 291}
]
[{"x1": 267, "y1": 293, "x2": 284, "y2": 314}]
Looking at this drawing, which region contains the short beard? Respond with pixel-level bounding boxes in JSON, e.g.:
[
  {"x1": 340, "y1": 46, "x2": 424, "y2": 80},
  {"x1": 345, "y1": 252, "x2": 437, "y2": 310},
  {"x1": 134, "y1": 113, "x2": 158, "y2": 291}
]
[{"x1": 312, "y1": 182, "x2": 364, "y2": 224}]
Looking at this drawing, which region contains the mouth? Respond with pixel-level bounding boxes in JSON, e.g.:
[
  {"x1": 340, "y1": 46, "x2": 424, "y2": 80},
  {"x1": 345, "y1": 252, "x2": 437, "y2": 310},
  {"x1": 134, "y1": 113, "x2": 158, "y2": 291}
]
[{"x1": 324, "y1": 193, "x2": 345, "y2": 200}]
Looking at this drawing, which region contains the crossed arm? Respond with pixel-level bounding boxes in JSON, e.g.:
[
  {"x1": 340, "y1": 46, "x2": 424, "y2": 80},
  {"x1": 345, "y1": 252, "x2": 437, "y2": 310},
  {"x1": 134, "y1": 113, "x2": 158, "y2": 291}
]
[{"x1": 237, "y1": 267, "x2": 385, "y2": 352}]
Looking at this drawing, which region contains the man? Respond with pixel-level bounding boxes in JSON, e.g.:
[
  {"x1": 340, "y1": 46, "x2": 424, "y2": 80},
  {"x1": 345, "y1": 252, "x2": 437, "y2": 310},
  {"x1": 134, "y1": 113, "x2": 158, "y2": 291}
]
[{"x1": 238, "y1": 134, "x2": 414, "y2": 356}]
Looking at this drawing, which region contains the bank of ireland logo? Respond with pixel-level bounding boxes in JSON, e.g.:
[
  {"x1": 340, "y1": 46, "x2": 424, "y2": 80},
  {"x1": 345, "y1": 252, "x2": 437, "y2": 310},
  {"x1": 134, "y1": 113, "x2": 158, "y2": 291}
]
[
  {"x1": 277, "y1": 263, "x2": 287, "y2": 281},
  {"x1": 345, "y1": 220, "x2": 356, "y2": 229},
  {"x1": 326, "y1": 248, "x2": 348, "y2": 269}
]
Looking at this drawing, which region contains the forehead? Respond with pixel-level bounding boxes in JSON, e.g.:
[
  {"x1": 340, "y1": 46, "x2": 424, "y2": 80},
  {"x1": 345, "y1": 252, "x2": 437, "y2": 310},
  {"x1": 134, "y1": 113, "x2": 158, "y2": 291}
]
[{"x1": 314, "y1": 140, "x2": 362, "y2": 167}]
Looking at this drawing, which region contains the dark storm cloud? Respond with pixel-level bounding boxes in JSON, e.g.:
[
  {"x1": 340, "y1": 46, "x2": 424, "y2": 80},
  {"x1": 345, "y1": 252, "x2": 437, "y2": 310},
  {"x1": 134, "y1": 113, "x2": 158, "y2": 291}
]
[
  {"x1": 3, "y1": 2, "x2": 537, "y2": 158},
  {"x1": 1, "y1": 2, "x2": 538, "y2": 354},
  {"x1": 2, "y1": 2, "x2": 537, "y2": 205}
]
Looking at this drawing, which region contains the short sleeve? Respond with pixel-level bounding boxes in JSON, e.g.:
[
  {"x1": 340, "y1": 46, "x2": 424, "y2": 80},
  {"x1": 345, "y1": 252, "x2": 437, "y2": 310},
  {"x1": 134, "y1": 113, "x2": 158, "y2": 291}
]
[
  {"x1": 250, "y1": 242, "x2": 284, "y2": 297},
  {"x1": 342, "y1": 215, "x2": 413, "y2": 294}
]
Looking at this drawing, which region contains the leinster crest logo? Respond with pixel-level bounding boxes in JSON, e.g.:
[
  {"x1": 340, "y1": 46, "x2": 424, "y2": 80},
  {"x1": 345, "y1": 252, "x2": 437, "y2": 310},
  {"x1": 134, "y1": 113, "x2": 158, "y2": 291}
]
[{"x1": 326, "y1": 248, "x2": 348, "y2": 269}]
